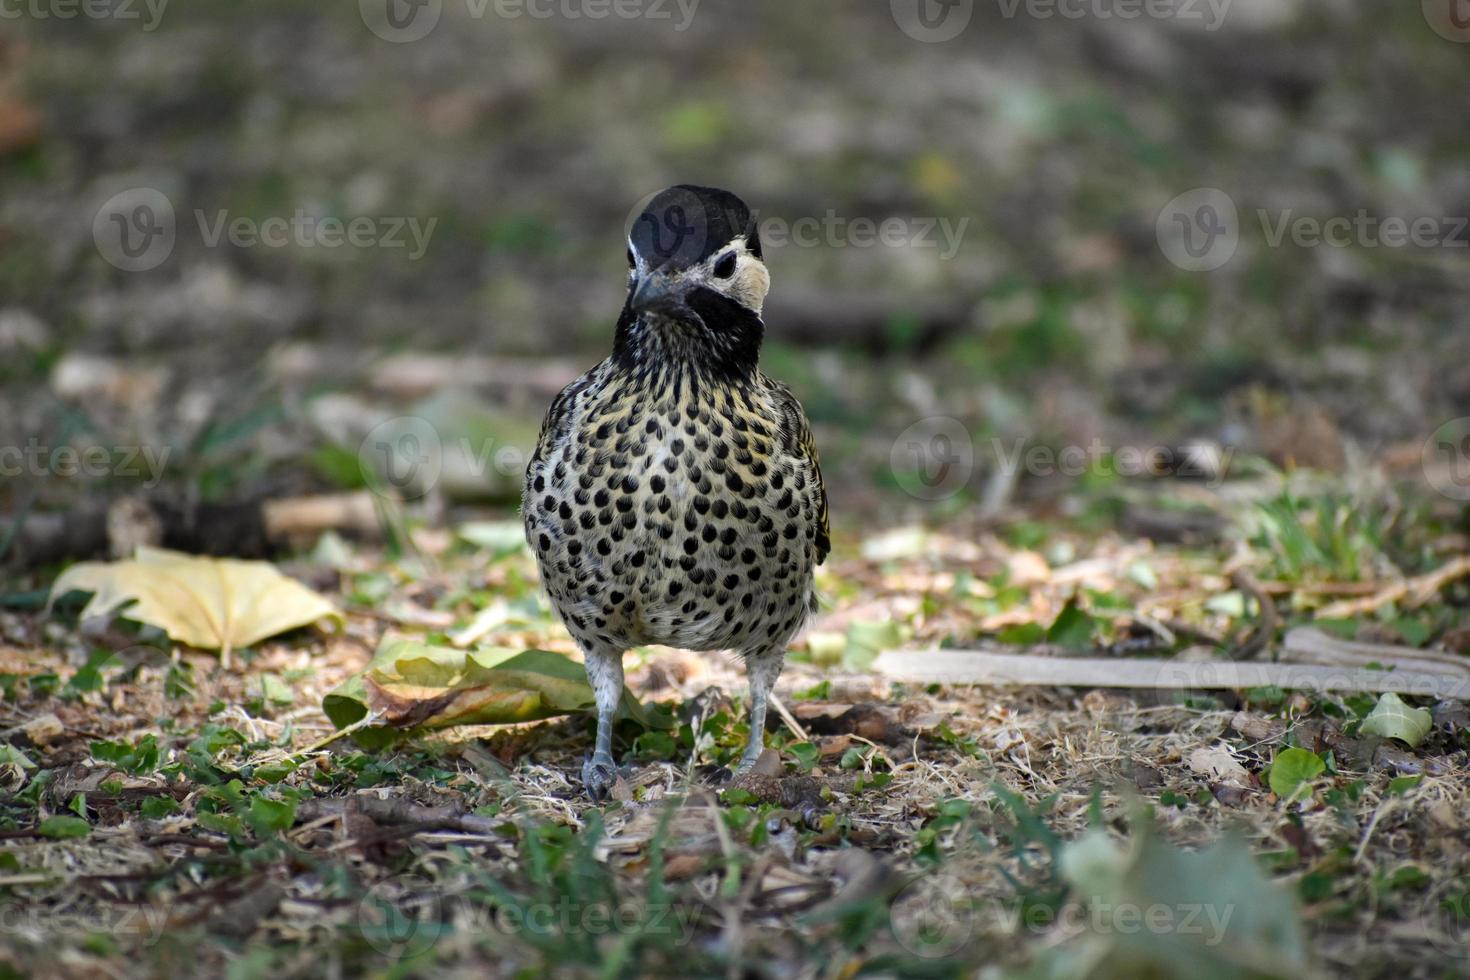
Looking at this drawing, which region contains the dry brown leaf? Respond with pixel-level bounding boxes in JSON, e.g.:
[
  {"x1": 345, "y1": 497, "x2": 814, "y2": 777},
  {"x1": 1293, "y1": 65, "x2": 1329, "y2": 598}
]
[{"x1": 50, "y1": 547, "x2": 341, "y2": 666}]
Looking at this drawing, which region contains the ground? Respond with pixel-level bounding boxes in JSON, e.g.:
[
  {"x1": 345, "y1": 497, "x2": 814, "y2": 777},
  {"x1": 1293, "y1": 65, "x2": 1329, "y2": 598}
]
[
  {"x1": 3, "y1": 3, "x2": 1470, "y2": 978},
  {"x1": 2, "y1": 462, "x2": 1469, "y2": 978}
]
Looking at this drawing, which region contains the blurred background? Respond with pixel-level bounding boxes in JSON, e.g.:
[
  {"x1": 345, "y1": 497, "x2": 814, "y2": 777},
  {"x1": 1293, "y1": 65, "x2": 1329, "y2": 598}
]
[{"x1": 3, "y1": 0, "x2": 1469, "y2": 565}]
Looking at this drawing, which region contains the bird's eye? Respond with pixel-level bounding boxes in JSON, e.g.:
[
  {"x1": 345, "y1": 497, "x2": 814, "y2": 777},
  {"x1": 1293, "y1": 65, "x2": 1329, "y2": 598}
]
[{"x1": 712, "y1": 251, "x2": 737, "y2": 279}]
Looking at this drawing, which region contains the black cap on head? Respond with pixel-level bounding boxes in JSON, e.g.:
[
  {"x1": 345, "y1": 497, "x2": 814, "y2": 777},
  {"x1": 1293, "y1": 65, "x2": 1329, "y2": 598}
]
[{"x1": 630, "y1": 184, "x2": 760, "y2": 270}]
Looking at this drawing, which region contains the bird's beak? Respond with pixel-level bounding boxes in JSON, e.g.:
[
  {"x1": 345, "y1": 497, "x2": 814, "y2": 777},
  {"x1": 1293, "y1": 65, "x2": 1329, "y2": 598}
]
[{"x1": 630, "y1": 273, "x2": 691, "y2": 319}]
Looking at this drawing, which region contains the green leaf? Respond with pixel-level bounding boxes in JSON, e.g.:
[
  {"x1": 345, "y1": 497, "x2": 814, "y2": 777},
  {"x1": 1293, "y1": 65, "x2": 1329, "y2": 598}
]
[
  {"x1": 140, "y1": 797, "x2": 181, "y2": 819},
  {"x1": 322, "y1": 638, "x2": 660, "y2": 747},
  {"x1": 38, "y1": 815, "x2": 90, "y2": 839},
  {"x1": 1269, "y1": 747, "x2": 1326, "y2": 801},
  {"x1": 997, "y1": 622, "x2": 1045, "y2": 645},
  {"x1": 843, "y1": 620, "x2": 902, "y2": 671},
  {"x1": 246, "y1": 797, "x2": 297, "y2": 837},
  {"x1": 1047, "y1": 600, "x2": 1097, "y2": 650},
  {"x1": 1387, "y1": 775, "x2": 1423, "y2": 796},
  {"x1": 1358, "y1": 692, "x2": 1432, "y2": 748},
  {"x1": 787, "y1": 742, "x2": 820, "y2": 773},
  {"x1": 0, "y1": 744, "x2": 35, "y2": 770},
  {"x1": 90, "y1": 735, "x2": 161, "y2": 775},
  {"x1": 1052, "y1": 821, "x2": 1308, "y2": 979},
  {"x1": 256, "y1": 674, "x2": 295, "y2": 707}
]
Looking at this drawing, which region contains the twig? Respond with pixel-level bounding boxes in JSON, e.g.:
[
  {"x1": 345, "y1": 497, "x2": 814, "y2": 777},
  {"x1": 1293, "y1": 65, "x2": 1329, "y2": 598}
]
[
  {"x1": 1315, "y1": 555, "x2": 1470, "y2": 619},
  {"x1": 768, "y1": 693, "x2": 808, "y2": 742},
  {"x1": 1228, "y1": 570, "x2": 1278, "y2": 662}
]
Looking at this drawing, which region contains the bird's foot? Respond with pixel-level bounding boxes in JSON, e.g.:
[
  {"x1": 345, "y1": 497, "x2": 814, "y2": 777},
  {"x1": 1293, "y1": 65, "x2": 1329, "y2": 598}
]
[
  {"x1": 581, "y1": 753, "x2": 629, "y2": 801},
  {"x1": 701, "y1": 764, "x2": 735, "y2": 787}
]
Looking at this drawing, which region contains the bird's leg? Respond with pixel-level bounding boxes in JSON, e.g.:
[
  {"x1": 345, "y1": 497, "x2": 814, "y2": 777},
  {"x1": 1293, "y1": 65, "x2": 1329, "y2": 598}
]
[
  {"x1": 736, "y1": 648, "x2": 786, "y2": 773},
  {"x1": 580, "y1": 644, "x2": 626, "y2": 800}
]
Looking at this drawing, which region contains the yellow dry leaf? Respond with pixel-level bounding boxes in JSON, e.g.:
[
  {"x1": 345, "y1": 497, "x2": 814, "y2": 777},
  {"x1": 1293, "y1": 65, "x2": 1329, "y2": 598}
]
[{"x1": 50, "y1": 547, "x2": 341, "y2": 664}]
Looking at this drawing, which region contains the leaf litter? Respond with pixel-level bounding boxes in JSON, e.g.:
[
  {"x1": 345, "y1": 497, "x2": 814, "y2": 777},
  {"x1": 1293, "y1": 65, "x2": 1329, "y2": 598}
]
[{"x1": 2, "y1": 476, "x2": 1469, "y2": 978}]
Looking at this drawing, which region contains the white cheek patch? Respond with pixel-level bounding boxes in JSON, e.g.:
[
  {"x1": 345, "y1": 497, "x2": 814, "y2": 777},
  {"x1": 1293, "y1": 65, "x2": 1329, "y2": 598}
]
[{"x1": 732, "y1": 253, "x2": 770, "y2": 313}]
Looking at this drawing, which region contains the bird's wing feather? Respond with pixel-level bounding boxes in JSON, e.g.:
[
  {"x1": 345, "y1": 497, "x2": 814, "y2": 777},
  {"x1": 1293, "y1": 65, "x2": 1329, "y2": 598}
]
[{"x1": 767, "y1": 378, "x2": 830, "y2": 565}]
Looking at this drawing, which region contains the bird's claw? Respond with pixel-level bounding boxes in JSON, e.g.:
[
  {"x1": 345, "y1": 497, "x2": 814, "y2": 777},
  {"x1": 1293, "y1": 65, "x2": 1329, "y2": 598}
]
[{"x1": 581, "y1": 754, "x2": 627, "y2": 801}]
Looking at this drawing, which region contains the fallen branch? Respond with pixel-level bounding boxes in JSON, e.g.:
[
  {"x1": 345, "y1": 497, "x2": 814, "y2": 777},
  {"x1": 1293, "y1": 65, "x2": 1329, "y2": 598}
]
[
  {"x1": 1314, "y1": 556, "x2": 1470, "y2": 619},
  {"x1": 4, "y1": 491, "x2": 384, "y2": 568},
  {"x1": 872, "y1": 648, "x2": 1470, "y2": 698},
  {"x1": 1281, "y1": 627, "x2": 1470, "y2": 677}
]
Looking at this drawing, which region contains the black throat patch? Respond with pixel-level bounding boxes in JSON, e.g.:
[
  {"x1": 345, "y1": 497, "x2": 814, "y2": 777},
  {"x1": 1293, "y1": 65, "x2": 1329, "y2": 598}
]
[{"x1": 612, "y1": 285, "x2": 763, "y2": 383}]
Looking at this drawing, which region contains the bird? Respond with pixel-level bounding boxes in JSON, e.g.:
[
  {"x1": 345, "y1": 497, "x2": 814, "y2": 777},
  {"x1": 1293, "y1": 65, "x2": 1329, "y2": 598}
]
[{"x1": 523, "y1": 184, "x2": 830, "y2": 799}]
